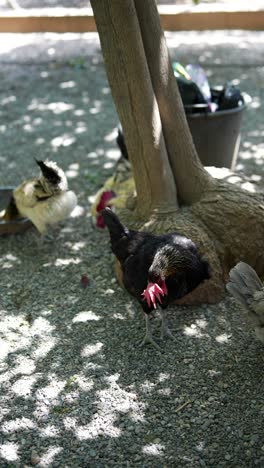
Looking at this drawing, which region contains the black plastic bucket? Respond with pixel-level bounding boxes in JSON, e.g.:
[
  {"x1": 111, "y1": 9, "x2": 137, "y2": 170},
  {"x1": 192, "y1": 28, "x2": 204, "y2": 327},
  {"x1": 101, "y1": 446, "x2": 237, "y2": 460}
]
[{"x1": 185, "y1": 95, "x2": 246, "y2": 170}]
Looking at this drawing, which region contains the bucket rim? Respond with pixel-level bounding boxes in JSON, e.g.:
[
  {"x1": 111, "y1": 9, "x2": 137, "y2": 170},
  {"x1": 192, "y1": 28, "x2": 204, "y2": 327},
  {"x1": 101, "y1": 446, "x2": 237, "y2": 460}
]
[
  {"x1": 186, "y1": 102, "x2": 246, "y2": 119},
  {"x1": 185, "y1": 90, "x2": 250, "y2": 119}
]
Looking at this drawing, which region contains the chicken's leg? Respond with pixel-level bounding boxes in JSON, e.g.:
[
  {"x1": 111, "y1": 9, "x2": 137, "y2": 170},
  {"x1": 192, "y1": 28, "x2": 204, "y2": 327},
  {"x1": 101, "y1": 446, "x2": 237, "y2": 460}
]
[
  {"x1": 140, "y1": 313, "x2": 161, "y2": 351},
  {"x1": 160, "y1": 308, "x2": 174, "y2": 340}
]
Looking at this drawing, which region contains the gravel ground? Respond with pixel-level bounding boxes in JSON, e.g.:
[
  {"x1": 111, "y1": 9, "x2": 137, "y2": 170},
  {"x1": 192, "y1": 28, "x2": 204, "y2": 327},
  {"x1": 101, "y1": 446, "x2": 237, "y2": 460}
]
[{"x1": 0, "y1": 31, "x2": 264, "y2": 467}]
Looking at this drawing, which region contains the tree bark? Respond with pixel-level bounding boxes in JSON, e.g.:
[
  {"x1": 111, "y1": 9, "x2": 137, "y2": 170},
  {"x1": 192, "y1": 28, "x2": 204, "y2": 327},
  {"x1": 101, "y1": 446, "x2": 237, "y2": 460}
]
[
  {"x1": 91, "y1": 0, "x2": 178, "y2": 217},
  {"x1": 134, "y1": 0, "x2": 216, "y2": 205}
]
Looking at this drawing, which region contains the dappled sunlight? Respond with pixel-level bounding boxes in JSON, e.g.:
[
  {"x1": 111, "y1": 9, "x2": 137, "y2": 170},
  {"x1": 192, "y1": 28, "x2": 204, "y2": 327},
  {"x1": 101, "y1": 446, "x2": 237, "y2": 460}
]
[
  {"x1": 104, "y1": 128, "x2": 118, "y2": 142},
  {"x1": 64, "y1": 240, "x2": 86, "y2": 252},
  {"x1": 28, "y1": 99, "x2": 74, "y2": 114},
  {"x1": 103, "y1": 288, "x2": 115, "y2": 297},
  {"x1": 0, "y1": 253, "x2": 21, "y2": 269},
  {"x1": 206, "y1": 166, "x2": 263, "y2": 193},
  {"x1": 88, "y1": 193, "x2": 96, "y2": 204},
  {"x1": 183, "y1": 317, "x2": 209, "y2": 339},
  {"x1": 143, "y1": 443, "x2": 165, "y2": 456},
  {"x1": 208, "y1": 369, "x2": 222, "y2": 377},
  {"x1": 70, "y1": 205, "x2": 85, "y2": 217},
  {"x1": 13, "y1": 356, "x2": 36, "y2": 376},
  {"x1": 31, "y1": 317, "x2": 55, "y2": 335},
  {"x1": 74, "y1": 121, "x2": 87, "y2": 134},
  {"x1": 249, "y1": 96, "x2": 261, "y2": 109},
  {"x1": 60, "y1": 80, "x2": 76, "y2": 89},
  {"x1": 12, "y1": 375, "x2": 39, "y2": 398},
  {"x1": 0, "y1": 442, "x2": 19, "y2": 462},
  {"x1": 65, "y1": 162, "x2": 79, "y2": 178},
  {"x1": 39, "y1": 425, "x2": 60, "y2": 438},
  {"x1": 51, "y1": 134, "x2": 76, "y2": 148},
  {"x1": 215, "y1": 333, "x2": 232, "y2": 344},
  {"x1": 183, "y1": 324, "x2": 205, "y2": 337},
  {"x1": 240, "y1": 181, "x2": 257, "y2": 193},
  {"x1": 248, "y1": 130, "x2": 264, "y2": 138},
  {"x1": 0, "y1": 314, "x2": 32, "y2": 361},
  {"x1": 75, "y1": 374, "x2": 94, "y2": 392},
  {"x1": 54, "y1": 258, "x2": 81, "y2": 266},
  {"x1": 111, "y1": 312, "x2": 126, "y2": 320},
  {"x1": 39, "y1": 446, "x2": 63, "y2": 467},
  {"x1": 47, "y1": 47, "x2": 56, "y2": 57},
  {"x1": 1, "y1": 95, "x2": 16, "y2": 106},
  {"x1": 74, "y1": 412, "x2": 121, "y2": 440},
  {"x1": 72, "y1": 311, "x2": 101, "y2": 323},
  {"x1": 0, "y1": 313, "x2": 57, "y2": 384},
  {"x1": 74, "y1": 109, "x2": 86, "y2": 116},
  {"x1": 32, "y1": 336, "x2": 57, "y2": 360},
  {"x1": 140, "y1": 380, "x2": 156, "y2": 394},
  {"x1": 105, "y1": 148, "x2": 120, "y2": 160},
  {"x1": 81, "y1": 342, "x2": 104, "y2": 358},
  {"x1": 35, "y1": 137, "x2": 45, "y2": 145},
  {"x1": 72, "y1": 373, "x2": 145, "y2": 441},
  {"x1": 86, "y1": 151, "x2": 98, "y2": 159},
  {"x1": 36, "y1": 376, "x2": 66, "y2": 403},
  {"x1": 125, "y1": 302, "x2": 137, "y2": 319},
  {"x1": 2, "y1": 417, "x2": 36, "y2": 434}
]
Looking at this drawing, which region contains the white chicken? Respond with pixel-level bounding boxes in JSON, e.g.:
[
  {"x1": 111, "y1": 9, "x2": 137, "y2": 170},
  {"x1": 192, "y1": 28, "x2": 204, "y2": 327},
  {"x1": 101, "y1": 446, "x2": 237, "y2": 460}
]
[
  {"x1": 4, "y1": 159, "x2": 77, "y2": 234},
  {"x1": 226, "y1": 262, "x2": 264, "y2": 344}
]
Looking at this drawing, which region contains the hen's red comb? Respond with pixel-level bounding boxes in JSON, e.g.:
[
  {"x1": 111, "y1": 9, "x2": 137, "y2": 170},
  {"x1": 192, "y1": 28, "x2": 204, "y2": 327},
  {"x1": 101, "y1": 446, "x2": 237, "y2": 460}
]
[
  {"x1": 96, "y1": 190, "x2": 116, "y2": 213},
  {"x1": 96, "y1": 190, "x2": 116, "y2": 228},
  {"x1": 142, "y1": 281, "x2": 168, "y2": 309}
]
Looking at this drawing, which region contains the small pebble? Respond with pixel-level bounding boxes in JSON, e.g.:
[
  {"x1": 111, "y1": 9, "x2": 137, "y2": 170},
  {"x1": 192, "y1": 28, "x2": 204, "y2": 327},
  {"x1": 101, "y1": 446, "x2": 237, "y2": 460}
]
[
  {"x1": 153, "y1": 438, "x2": 161, "y2": 444},
  {"x1": 31, "y1": 450, "x2": 40, "y2": 466}
]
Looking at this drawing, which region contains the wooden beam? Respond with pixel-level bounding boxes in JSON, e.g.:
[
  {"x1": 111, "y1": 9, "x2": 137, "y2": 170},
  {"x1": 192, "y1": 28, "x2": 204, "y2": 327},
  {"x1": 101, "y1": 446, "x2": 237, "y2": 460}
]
[
  {"x1": 0, "y1": 7, "x2": 263, "y2": 33},
  {"x1": 0, "y1": 10, "x2": 96, "y2": 33},
  {"x1": 160, "y1": 10, "x2": 264, "y2": 31}
]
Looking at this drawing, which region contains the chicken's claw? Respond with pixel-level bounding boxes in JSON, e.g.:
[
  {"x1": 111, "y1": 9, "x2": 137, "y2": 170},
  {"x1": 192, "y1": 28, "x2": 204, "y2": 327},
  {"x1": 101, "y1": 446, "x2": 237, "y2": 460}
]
[
  {"x1": 139, "y1": 333, "x2": 162, "y2": 351},
  {"x1": 139, "y1": 313, "x2": 162, "y2": 351}
]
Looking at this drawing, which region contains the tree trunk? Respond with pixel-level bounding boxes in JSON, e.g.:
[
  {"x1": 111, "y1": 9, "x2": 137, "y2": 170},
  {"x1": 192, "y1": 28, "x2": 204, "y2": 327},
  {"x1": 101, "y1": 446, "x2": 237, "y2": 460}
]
[
  {"x1": 134, "y1": 0, "x2": 216, "y2": 205},
  {"x1": 90, "y1": 0, "x2": 178, "y2": 218}
]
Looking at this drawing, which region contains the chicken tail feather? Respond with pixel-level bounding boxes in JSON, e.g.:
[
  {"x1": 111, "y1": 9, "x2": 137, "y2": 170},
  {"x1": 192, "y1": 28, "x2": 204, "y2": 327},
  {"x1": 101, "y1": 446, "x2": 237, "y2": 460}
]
[
  {"x1": 35, "y1": 159, "x2": 61, "y2": 186},
  {"x1": 226, "y1": 262, "x2": 262, "y2": 306},
  {"x1": 116, "y1": 125, "x2": 129, "y2": 160},
  {"x1": 2, "y1": 195, "x2": 20, "y2": 221},
  {"x1": 227, "y1": 262, "x2": 264, "y2": 344}
]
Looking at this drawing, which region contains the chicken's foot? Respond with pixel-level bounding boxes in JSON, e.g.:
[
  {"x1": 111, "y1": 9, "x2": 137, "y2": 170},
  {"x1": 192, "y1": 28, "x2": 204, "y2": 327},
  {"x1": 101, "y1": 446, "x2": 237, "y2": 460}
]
[{"x1": 140, "y1": 313, "x2": 161, "y2": 351}]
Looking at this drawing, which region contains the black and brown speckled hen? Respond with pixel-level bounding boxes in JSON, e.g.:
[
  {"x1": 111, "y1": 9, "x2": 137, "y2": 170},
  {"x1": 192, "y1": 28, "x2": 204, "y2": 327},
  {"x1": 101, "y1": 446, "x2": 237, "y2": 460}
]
[{"x1": 102, "y1": 207, "x2": 210, "y2": 349}]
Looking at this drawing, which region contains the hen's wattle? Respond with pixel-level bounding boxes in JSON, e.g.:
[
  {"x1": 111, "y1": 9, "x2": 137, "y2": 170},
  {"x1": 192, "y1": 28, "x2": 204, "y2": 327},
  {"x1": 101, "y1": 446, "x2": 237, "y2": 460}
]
[{"x1": 142, "y1": 281, "x2": 168, "y2": 309}]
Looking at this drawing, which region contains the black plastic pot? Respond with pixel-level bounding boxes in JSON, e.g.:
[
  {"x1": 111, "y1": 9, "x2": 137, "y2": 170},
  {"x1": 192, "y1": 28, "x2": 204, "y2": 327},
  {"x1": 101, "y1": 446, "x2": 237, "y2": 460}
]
[{"x1": 185, "y1": 92, "x2": 246, "y2": 170}]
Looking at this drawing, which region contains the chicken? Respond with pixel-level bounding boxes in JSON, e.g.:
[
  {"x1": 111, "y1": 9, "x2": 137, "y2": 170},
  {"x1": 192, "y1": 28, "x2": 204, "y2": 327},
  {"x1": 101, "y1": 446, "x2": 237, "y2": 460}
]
[
  {"x1": 4, "y1": 159, "x2": 77, "y2": 235},
  {"x1": 91, "y1": 125, "x2": 132, "y2": 229},
  {"x1": 226, "y1": 262, "x2": 264, "y2": 344},
  {"x1": 102, "y1": 207, "x2": 210, "y2": 349}
]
